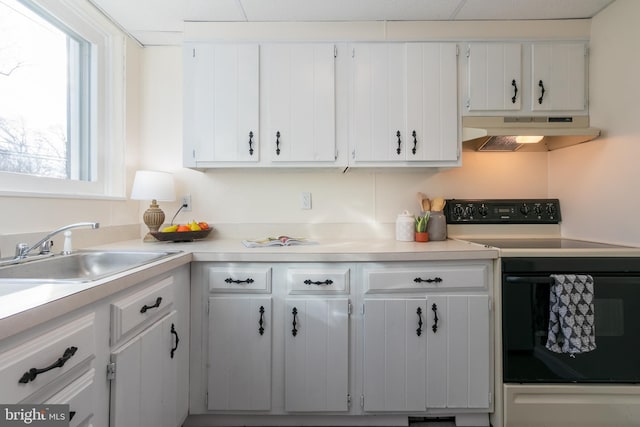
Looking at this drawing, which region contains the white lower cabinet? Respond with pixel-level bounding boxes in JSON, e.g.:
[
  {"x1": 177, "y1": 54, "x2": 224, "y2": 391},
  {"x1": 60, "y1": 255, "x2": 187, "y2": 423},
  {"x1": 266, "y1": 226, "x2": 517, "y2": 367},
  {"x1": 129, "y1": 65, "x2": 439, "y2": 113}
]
[
  {"x1": 284, "y1": 298, "x2": 349, "y2": 412},
  {"x1": 208, "y1": 297, "x2": 272, "y2": 411},
  {"x1": 190, "y1": 260, "x2": 491, "y2": 425},
  {"x1": 108, "y1": 267, "x2": 190, "y2": 427},
  {"x1": 363, "y1": 298, "x2": 427, "y2": 412},
  {"x1": 109, "y1": 311, "x2": 178, "y2": 427}
]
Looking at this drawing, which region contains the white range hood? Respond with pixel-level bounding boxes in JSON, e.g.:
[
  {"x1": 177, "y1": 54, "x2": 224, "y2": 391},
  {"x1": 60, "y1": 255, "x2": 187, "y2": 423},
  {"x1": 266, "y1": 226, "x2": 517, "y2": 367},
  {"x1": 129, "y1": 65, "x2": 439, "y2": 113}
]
[{"x1": 462, "y1": 116, "x2": 601, "y2": 152}]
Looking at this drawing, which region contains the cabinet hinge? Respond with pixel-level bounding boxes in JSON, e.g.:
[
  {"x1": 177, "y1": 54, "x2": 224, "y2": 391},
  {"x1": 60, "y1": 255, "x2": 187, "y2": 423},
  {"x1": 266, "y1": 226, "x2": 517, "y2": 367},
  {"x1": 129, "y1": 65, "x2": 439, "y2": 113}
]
[
  {"x1": 106, "y1": 362, "x2": 116, "y2": 381},
  {"x1": 465, "y1": 98, "x2": 470, "y2": 110},
  {"x1": 466, "y1": 46, "x2": 470, "y2": 58},
  {"x1": 489, "y1": 392, "x2": 493, "y2": 405},
  {"x1": 192, "y1": 48, "x2": 196, "y2": 58},
  {"x1": 352, "y1": 47, "x2": 355, "y2": 58},
  {"x1": 360, "y1": 394, "x2": 364, "y2": 408},
  {"x1": 207, "y1": 300, "x2": 210, "y2": 315},
  {"x1": 334, "y1": 45, "x2": 338, "y2": 58},
  {"x1": 192, "y1": 149, "x2": 196, "y2": 159},
  {"x1": 456, "y1": 44, "x2": 460, "y2": 57},
  {"x1": 205, "y1": 392, "x2": 208, "y2": 407},
  {"x1": 347, "y1": 393, "x2": 352, "y2": 408},
  {"x1": 361, "y1": 303, "x2": 365, "y2": 315},
  {"x1": 348, "y1": 302, "x2": 352, "y2": 315},
  {"x1": 489, "y1": 296, "x2": 493, "y2": 312}
]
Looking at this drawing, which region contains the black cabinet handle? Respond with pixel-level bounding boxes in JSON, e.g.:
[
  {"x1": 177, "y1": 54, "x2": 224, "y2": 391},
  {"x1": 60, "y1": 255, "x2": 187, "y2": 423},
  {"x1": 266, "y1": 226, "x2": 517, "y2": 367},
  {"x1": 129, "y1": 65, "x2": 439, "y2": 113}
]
[
  {"x1": 431, "y1": 303, "x2": 439, "y2": 333},
  {"x1": 414, "y1": 277, "x2": 442, "y2": 284},
  {"x1": 303, "y1": 279, "x2": 333, "y2": 286},
  {"x1": 225, "y1": 277, "x2": 254, "y2": 284},
  {"x1": 248, "y1": 131, "x2": 254, "y2": 156},
  {"x1": 170, "y1": 323, "x2": 179, "y2": 359},
  {"x1": 411, "y1": 130, "x2": 417, "y2": 155},
  {"x1": 140, "y1": 297, "x2": 162, "y2": 313},
  {"x1": 511, "y1": 79, "x2": 518, "y2": 104},
  {"x1": 258, "y1": 305, "x2": 265, "y2": 336},
  {"x1": 538, "y1": 80, "x2": 546, "y2": 104},
  {"x1": 275, "y1": 131, "x2": 281, "y2": 155},
  {"x1": 19, "y1": 346, "x2": 78, "y2": 383},
  {"x1": 396, "y1": 130, "x2": 402, "y2": 155},
  {"x1": 416, "y1": 307, "x2": 423, "y2": 336},
  {"x1": 291, "y1": 307, "x2": 298, "y2": 337}
]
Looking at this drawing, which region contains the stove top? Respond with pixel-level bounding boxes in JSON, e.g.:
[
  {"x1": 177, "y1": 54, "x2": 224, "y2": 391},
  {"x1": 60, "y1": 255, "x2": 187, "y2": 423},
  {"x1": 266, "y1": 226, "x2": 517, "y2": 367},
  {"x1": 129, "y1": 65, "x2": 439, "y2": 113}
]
[{"x1": 466, "y1": 238, "x2": 631, "y2": 250}]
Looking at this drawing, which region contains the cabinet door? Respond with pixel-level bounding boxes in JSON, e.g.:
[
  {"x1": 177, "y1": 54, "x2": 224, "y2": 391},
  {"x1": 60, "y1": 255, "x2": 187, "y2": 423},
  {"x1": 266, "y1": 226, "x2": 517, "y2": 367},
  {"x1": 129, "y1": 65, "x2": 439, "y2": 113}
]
[
  {"x1": 363, "y1": 298, "x2": 426, "y2": 412},
  {"x1": 406, "y1": 43, "x2": 459, "y2": 162},
  {"x1": 208, "y1": 297, "x2": 271, "y2": 411},
  {"x1": 466, "y1": 43, "x2": 522, "y2": 111},
  {"x1": 351, "y1": 43, "x2": 406, "y2": 162},
  {"x1": 262, "y1": 44, "x2": 336, "y2": 162},
  {"x1": 531, "y1": 42, "x2": 587, "y2": 111},
  {"x1": 110, "y1": 311, "x2": 178, "y2": 427},
  {"x1": 426, "y1": 295, "x2": 490, "y2": 409},
  {"x1": 183, "y1": 44, "x2": 259, "y2": 165},
  {"x1": 284, "y1": 298, "x2": 349, "y2": 412}
]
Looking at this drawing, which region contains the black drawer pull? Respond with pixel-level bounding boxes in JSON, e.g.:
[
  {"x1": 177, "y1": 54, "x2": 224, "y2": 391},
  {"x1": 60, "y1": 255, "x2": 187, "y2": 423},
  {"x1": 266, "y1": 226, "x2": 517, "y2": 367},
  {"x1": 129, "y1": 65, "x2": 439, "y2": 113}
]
[
  {"x1": 19, "y1": 346, "x2": 78, "y2": 383},
  {"x1": 511, "y1": 79, "x2": 518, "y2": 104},
  {"x1": 225, "y1": 278, "x2": 254, "y2": 284},
  {"x1": 170, "y1": 323, "x2": 179, "y2": 359},
  {"x1": 431, "y1": 303, "x2": 439, "y2": 333},
  {"x1": 414, "y1": 277, "x2": 442, "y2": 284},
  {"x1": 396, "y1": 130, "x2": 402, "y2": 155},
  {"x1": 416, "y1": 307, "x2": 423, "y2": 336},
  {"x1": 258, "y1": 306, "x2": 265, "y2": 336},
  {"x1": 275, "y1": 131, "x2": 281, "y2": 155},
  {"x1": 140, "y1": 296, "x2": 162, "y2": 313},
  {"x1": 292, "y1": 307, "x2": 298, "y2": 337},
  {"x1": 411, "y1": 130, "x2": 417, "y2": 155},
  {"x1": 304, "y1": 279, "x2": 333, "y2": 286}
]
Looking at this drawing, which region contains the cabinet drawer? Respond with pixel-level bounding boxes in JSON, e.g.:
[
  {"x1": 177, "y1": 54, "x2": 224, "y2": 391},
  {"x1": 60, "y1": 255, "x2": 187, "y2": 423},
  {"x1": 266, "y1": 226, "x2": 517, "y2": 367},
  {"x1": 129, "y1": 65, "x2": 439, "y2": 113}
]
[
  {"x1": 364, "y1": 262, "x2": 489, "y2": 293},
  {"x1": 208, "y1": 266, "x2": 272, "y2": 293},
  {"x1": 287, "y1": 267, "x2": 350, "y2": 294},
  {"x1": 44, "y1": 369, "x2": 95, "y2": 427},
  {"x1": 0, "y1": 313, "x2": 95, "y2": 404},
  {"x1": 111, "y1": 276, "x2": 175, "y2": 346}
]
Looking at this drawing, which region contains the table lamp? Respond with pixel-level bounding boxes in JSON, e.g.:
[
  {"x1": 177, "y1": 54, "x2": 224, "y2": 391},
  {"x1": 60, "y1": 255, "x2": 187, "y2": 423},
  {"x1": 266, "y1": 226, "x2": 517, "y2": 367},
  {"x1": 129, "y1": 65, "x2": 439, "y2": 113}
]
[{"x1": 130, "y1": 170, "x2": 176, "y2": 242}]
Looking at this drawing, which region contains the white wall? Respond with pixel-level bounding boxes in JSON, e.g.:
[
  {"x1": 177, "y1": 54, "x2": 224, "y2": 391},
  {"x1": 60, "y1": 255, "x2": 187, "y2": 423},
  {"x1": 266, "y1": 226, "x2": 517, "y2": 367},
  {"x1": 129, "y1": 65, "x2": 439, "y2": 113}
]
[
  {"x1": 138, "y1": 46, "x2": 549, "y2": 238},
  {"x1": 549, "y1": 0, "x2": 640, "y2": 246}
]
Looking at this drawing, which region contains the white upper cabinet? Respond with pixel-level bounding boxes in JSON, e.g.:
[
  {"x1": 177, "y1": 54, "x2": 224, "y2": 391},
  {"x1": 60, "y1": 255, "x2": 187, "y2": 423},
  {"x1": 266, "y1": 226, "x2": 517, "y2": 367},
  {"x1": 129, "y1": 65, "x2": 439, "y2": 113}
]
[
  {"x1": 465, "y1": 41, "x2": 588, "y2": 115},
  {"x1": 183, "y1": 44, "x2": 260, "y2": 166},
  {"x1": 350, "y1": 43, "x2": 406, "y2": 162},
  {"x1": 531, "y1": 42, "x2": 587, "y2": 112},
  {"x1": 261, "y1": 44, "x2": 337, "y2": 163},
  {"x1": 466, "y1": 43, "x2": 522, "y2": 111},
  {"x1": 406, "y1": 43, "x2": 459, "y2": 162},
  {"x1": 350, "y1": 43, "x2": 459, "y2": 166}
]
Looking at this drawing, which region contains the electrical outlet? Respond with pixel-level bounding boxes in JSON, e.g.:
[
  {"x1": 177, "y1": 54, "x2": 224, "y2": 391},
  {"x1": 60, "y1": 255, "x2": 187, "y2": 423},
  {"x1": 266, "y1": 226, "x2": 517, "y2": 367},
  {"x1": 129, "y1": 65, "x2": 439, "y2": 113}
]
[
  {"x1": 182, "y1": 194, "x2": 192, "y2": 212},
  {"x1": 300, "y1": 192, "x2": 312, "y2": 210}
]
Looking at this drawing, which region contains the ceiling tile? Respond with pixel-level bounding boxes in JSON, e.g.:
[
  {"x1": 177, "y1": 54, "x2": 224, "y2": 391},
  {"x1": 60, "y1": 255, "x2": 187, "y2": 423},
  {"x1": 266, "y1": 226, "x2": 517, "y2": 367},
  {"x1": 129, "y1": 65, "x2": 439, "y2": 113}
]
[
  {"x1": 239, "y1": 0, "x2": 464, "y2": 22},
  {"x1": 91, "y1": 0, "x2": 184, "y2": 31},
  {"x1": 184, "y1": 0, "x2": 247, "y2": 22},
  {"x1": 455, "y1": 0, "x2": 615, "y2": 20}
]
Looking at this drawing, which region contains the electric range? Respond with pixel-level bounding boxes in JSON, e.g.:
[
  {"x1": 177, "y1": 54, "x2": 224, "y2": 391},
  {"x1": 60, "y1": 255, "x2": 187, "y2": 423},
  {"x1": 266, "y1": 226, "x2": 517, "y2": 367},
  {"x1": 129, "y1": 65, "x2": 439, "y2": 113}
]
[{"x1": 444, "y1": 198, "x2": 635, "y2": 255}]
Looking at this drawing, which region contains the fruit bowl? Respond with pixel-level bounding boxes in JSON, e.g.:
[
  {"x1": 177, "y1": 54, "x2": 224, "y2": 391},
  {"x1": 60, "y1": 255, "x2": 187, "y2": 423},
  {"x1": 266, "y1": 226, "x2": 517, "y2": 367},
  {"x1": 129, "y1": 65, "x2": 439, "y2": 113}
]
[{"x1": 151, "y1": 228, "x2": 212, "y2": 242}]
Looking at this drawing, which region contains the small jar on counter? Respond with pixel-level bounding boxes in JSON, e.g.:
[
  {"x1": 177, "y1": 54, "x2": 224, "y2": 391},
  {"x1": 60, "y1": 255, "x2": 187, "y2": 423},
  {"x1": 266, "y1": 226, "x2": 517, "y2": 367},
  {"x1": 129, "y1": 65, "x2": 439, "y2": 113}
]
[
  {"x1": 395, "y1": 210, "x2": 415, "y2": 241},
  {"x1": 426, "y1": 210, "x2": 447, "y2": 241}
]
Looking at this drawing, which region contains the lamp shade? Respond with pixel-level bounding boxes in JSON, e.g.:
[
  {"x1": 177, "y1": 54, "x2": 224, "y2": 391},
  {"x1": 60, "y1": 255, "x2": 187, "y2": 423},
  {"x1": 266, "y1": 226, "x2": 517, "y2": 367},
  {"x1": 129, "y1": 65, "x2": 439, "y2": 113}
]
[{"x1": 130, "y1": 170, "x2": 176, "y2": 202}]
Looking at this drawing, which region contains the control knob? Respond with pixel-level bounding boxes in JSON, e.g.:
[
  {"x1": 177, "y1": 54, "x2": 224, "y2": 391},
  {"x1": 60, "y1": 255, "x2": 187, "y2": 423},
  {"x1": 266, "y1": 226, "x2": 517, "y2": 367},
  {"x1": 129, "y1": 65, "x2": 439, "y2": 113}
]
[
  {"x1": 478, "y1": 204, "x2": 488, "y2": 217},
  {"x1": 520, "y1": 204, "x2": 531, "y2": 215}
]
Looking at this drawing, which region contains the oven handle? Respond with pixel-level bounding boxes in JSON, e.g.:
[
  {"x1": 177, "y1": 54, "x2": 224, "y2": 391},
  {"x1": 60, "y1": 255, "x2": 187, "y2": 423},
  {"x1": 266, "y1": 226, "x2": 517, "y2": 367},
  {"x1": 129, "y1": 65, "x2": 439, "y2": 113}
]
[{"x1": 505, "y1": 275, "x2": 554, "y2": 284}]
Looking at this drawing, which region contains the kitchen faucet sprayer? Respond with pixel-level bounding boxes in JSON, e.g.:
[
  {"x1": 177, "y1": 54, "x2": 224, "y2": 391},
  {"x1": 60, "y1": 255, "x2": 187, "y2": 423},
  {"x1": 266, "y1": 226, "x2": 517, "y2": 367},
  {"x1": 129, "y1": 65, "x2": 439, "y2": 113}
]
[{"x1": 15, "y1": 222, "x2": 100, "y2": 259}]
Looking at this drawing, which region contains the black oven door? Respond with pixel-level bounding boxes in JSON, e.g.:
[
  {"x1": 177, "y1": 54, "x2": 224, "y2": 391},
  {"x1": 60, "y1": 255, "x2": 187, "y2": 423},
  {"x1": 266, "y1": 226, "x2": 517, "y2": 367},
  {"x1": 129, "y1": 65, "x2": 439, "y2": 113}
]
[{"x1": 503, "y1": 274, "x2": 640, "y2": 383}]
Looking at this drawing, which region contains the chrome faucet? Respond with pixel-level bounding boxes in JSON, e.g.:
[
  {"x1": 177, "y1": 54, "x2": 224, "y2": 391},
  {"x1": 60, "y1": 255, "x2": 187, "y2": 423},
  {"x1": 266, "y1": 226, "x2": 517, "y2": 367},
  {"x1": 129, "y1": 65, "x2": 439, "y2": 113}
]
[{"x1": 15, "y1": 222, "x2": 100, "y2": 259}]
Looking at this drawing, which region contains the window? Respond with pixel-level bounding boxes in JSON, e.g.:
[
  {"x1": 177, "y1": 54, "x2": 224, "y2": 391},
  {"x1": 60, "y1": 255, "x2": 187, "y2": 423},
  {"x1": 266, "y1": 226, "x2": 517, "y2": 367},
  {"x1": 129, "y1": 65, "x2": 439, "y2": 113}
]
[{"x1": 0, "y1": 0, "x2": 126, "y2": 197}]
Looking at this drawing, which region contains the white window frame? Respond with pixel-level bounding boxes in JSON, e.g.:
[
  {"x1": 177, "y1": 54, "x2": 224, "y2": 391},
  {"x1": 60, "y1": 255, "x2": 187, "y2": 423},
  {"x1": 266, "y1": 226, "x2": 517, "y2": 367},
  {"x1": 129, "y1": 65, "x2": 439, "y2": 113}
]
[{"x1": 0, "y1": 0, "x2": 126, "y2": 199}]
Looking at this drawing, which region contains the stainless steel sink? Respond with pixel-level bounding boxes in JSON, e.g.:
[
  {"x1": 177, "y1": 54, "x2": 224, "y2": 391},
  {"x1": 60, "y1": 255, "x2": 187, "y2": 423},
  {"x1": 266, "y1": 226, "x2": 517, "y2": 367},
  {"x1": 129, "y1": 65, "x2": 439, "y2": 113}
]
[{"x1": 0, "y1": 250, "x2": 179, "y2": 283}]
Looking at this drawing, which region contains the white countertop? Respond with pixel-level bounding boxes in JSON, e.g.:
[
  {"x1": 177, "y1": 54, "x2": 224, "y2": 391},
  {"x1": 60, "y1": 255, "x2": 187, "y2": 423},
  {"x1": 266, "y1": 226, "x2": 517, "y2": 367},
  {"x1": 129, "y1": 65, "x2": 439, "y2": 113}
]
[{"x1": 0, "y1": 237, "x2": 498, "y2": 340}]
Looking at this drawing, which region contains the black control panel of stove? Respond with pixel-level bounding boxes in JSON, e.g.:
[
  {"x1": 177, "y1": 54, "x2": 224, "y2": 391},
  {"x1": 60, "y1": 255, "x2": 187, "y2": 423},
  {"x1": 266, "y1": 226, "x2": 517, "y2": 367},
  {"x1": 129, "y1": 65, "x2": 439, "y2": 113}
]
[{"x1": 444, "y1": 199, "x2": 561, "y2": 224}]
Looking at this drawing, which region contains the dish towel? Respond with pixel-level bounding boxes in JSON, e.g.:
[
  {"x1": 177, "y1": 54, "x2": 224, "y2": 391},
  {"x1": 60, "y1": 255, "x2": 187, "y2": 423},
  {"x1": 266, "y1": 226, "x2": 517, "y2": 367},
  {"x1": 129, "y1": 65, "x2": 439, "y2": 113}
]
[{"x1": 546, "y1": 274, "x2": 596, "y2": 355}]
